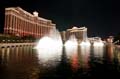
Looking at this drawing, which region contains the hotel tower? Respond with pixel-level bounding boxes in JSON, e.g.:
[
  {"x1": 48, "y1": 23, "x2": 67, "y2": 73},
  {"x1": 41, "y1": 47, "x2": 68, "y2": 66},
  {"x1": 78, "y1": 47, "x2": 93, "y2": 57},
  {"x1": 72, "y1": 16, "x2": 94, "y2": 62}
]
[{"x1": 4, "y1": 7, "x2": 56, "y2": 38}]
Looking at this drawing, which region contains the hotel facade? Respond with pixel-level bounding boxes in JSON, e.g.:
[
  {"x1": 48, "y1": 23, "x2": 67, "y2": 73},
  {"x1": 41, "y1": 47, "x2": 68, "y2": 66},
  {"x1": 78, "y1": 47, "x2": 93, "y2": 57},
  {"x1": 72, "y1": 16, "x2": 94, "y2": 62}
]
[
  {"x1": 62, "y1": 26, "x2": 88, "y2": 41},
  {"x1": 4, "y1": 7, "x2": 56, "y2": 38}
]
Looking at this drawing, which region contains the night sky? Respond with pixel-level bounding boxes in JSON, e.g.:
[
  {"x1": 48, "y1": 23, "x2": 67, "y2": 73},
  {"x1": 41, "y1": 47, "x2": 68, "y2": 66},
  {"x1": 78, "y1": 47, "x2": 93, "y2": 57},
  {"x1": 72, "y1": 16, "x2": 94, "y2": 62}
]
[{"x1": 0, "y1": 0, "x2": 119, "y2": 37}]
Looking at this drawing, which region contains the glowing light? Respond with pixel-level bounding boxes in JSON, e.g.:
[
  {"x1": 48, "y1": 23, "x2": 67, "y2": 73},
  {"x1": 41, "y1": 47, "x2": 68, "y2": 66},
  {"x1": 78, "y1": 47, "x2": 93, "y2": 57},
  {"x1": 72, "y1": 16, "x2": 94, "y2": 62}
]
[
  {"x1": 93, "y1": 41, "x2": 104, "y2": 58},
  {"x1": 79, "y1": 45, "x2": 91, "y2": 68},
  {"x1": 64, "y1": 35, "x2": 78, "y2": 60},
  {"x1": 80, "y1": 41, "x2": 91, "y2": 47},
  {"x1": 64, "y1": 35, "x2": 78, "y2": 46},
  {"x1": 35, "y1": 37, "x2": 54, "y2": 49},
  {"x1": 64, "y1": 42, "x2": 78, "y2": 62},
  {"x1": 78, "y1": 40, "x2": 91, "y2": 68},
  {"x1": 71, "y1": 53, "x2": 79, "y2": 71},
  {"x1": 64, "y1": 40, "x2": 78, "y2": 47},
  {"x1": 93, "y1": 41, "x2": 104, "y2": 47},
  {"x1": 34, "y1": 29, "x2": 63, "y2": 67},
  {"x1": 33, "y1": 11, "x2": 38, "y2": 17}
]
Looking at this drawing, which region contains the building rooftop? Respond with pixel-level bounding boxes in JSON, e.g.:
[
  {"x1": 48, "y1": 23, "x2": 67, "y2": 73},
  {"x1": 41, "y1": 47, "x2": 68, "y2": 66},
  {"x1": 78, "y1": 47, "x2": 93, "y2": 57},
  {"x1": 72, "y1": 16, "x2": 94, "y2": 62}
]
[
  {"x1": 5, "y1": 7, "x2": 50, "y2": 22},
  {"x1": 67, "y1": 26, "x2": 87, "y2": 31}
]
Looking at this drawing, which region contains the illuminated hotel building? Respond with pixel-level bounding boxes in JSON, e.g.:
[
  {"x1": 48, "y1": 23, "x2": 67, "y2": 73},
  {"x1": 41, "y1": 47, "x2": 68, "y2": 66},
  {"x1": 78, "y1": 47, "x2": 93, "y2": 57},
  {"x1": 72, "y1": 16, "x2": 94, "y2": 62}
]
[
  {"x1": 66, "y1": 26, "x2": 88, "y2": 41},
  {"x1": 4, "y1": 7, "x2": 56, "y2": 38}
]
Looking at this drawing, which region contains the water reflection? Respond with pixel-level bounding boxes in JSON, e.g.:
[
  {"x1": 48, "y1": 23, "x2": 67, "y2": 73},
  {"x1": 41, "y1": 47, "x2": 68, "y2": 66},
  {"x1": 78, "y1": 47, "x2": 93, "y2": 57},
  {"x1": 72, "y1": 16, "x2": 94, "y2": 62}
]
[
  {"x1": 0, "y1": 46, "x2": 39, "y2": 79},
  {"x1": 114, "y1": 45, "x2": 120, "y2": 64},
  {"x1": 79, "y1": 45, "x2": 91, "y2": 69},
  {"x1": 0, "y1": 43, "x2": 120, "y2": 79},
  {"x1": 93, "y1": 43, "x2": 104, "y2": 58},
  {"x1": 65, "y1": 44, "x2": 78, "y2": 71},
  {"x1": 65, "y1": 43, "x2": 91, "y2": 70},
  {"x1": 106, "y1": 44, "x2": 114, "y2": 63}
]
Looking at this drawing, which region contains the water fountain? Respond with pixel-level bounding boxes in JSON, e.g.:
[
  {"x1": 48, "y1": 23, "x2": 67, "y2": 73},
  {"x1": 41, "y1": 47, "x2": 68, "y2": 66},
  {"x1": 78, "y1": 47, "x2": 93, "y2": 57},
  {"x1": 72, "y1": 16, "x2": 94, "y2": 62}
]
[
  {"x1": 34, "y1": 28, "x2": 63, "y2": 67},
  {"x1": 93, "y1": 39, "x2": 105, "y2": 58},
  {"x1": 64, "y1": 35, "x2": 78, "y2": 60},
  {"x1": 80, "y1": 40, "x2": 91, "y2": 47},
  {"x1": 34, "y1": 27, "x2": 105, "y2": 68}
]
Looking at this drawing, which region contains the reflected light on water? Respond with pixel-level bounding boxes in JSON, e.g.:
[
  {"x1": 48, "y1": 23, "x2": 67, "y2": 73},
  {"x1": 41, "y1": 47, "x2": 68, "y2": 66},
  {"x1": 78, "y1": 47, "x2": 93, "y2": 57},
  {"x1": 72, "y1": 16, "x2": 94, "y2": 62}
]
[
  {"x1": 64, "y1": 40, "x2": 78, "y2": 70},
  {"x1": 80, "y1": 43, "x2": 91, "y2": 68},
  {"x1": 64, "y1": 40, "x2": 78, "y2": 59},
  {"x1": 64, "y1": 39, "x2": 91, "y2": 69},
  {"x1": 93, "y1": 41, "x2": 104, "y2": 58},
  {"x1": 71, "y1": 50, "x2": 79, "y2": 71}
]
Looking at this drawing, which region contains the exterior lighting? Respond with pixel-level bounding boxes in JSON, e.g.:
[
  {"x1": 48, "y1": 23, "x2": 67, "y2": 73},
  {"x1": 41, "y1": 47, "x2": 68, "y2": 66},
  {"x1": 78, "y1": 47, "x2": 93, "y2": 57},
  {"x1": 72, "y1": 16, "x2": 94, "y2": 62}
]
[{"x1": 33, "y1": 11, "x2": 38, "y2": 17}]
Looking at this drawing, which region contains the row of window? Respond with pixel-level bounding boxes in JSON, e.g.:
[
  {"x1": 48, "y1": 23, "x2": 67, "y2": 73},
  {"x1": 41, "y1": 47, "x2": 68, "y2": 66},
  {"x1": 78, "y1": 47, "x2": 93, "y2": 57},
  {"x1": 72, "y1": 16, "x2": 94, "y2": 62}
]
[{"x1": 5, "y1": 14, "x2": 53, "y2": 37}]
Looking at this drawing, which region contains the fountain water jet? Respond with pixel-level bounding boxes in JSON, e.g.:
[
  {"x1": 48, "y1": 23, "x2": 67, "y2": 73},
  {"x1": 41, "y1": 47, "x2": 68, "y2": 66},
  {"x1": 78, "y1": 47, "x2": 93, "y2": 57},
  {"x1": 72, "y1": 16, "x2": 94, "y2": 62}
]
[
  {"x1": 80, "y1": 40, "x2": 91, "y2": 47},
  {"x1": 93, "y1": 39, "x2": 104, "y2": 58},
  {"x1": 64, "y1": 35, "x2": 78, "y2": 60},
  {"x1": 34, "y1": 29, "x2": 63, "y2": 67}
]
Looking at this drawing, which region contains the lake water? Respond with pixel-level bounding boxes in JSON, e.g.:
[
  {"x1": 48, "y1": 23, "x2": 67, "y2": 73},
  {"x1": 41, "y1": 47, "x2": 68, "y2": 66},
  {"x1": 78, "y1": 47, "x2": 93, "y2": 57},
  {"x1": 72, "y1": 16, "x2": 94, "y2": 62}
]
[{"x1": 0, "y1": 43, "x2": 120, "y2": 79}]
